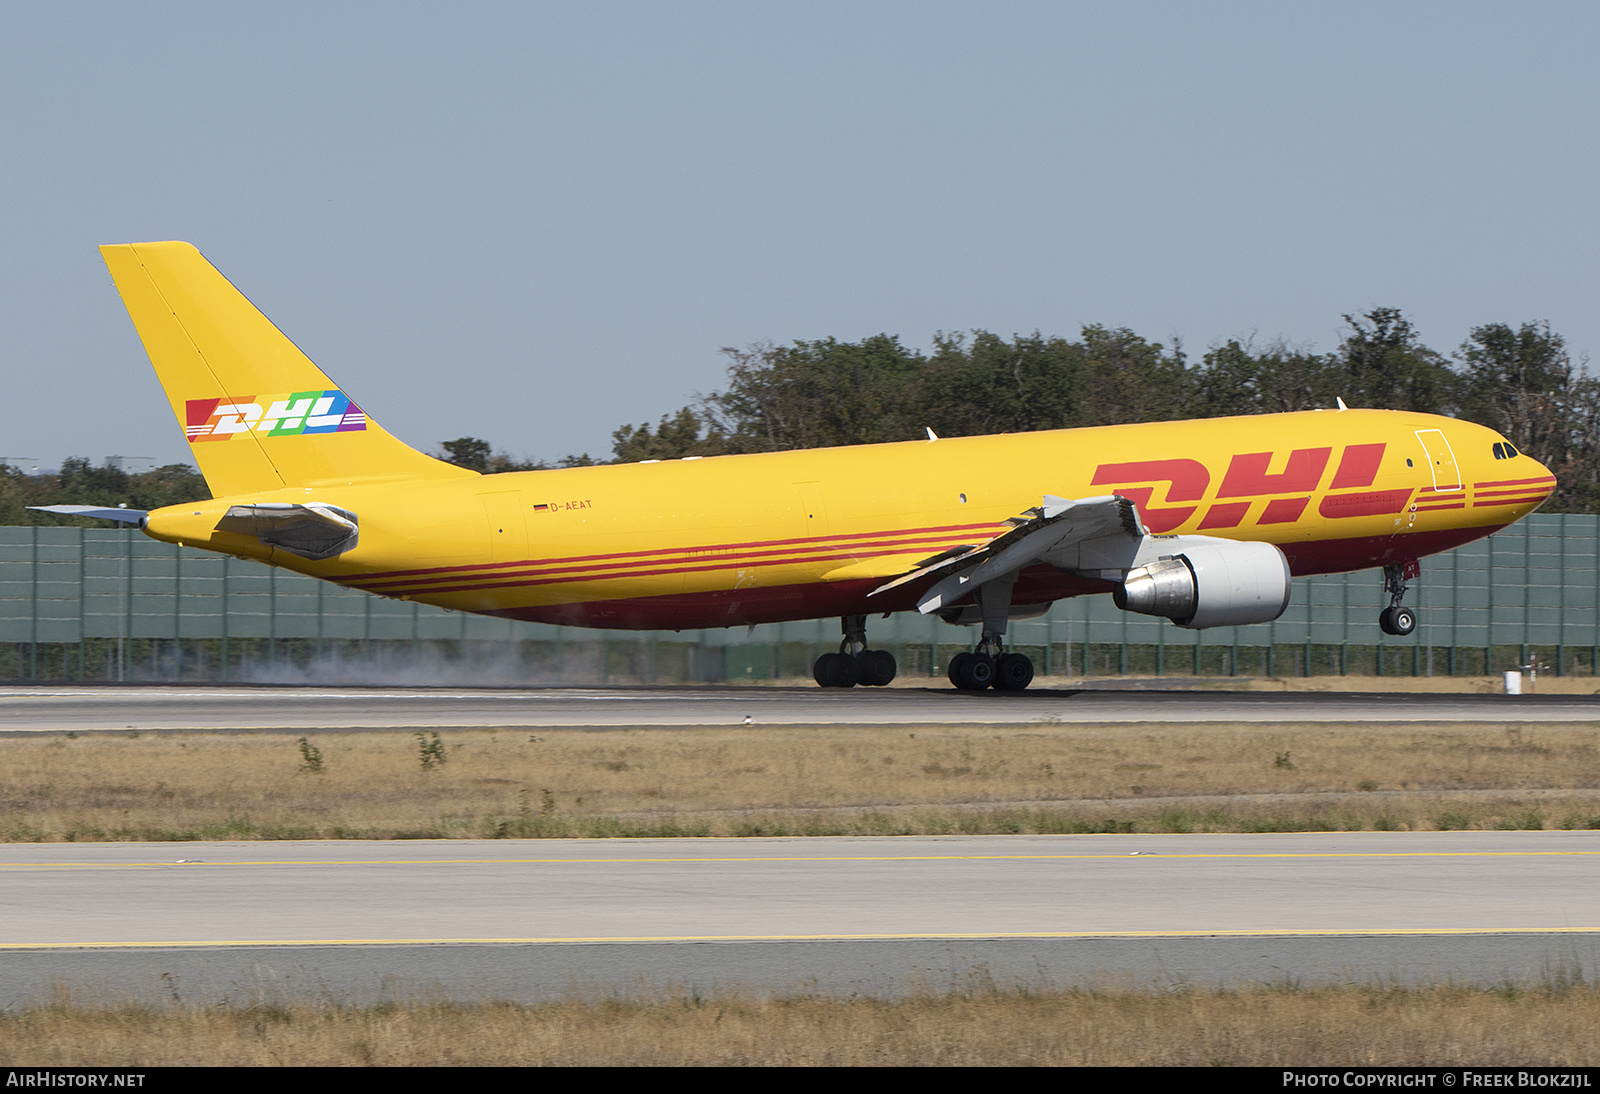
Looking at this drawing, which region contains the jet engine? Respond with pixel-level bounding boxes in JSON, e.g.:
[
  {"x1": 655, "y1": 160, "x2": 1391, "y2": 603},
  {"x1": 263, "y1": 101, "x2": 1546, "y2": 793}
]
[{"x1": 1113, "y1": 540, "x2": 1291, "y2": 629}]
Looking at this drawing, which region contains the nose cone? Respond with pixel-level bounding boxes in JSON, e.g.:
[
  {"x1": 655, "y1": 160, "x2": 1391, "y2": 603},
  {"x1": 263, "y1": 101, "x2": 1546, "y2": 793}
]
[
  {"x1": 1531, "y1": 455, "x2": 1557, "y2": 506},
  {"x1": 1477, "y1": 443, "x2": 1557, "y2": 514}
]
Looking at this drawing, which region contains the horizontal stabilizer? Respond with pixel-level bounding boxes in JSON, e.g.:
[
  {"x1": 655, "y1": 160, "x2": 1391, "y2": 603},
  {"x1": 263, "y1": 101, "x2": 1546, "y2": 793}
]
[
  {"x1": 28, "y1": 505, "x2": 148, "y2": 524},
  {"x1": 214, "y1": 502, "x2": 359, "y2": 561}
]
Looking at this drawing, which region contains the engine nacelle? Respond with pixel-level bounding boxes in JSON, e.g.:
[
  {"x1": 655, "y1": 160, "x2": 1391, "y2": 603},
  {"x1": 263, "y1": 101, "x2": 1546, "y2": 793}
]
[{"x1": 1113, "y1": 540, "x2": 1291, "y2": 629}]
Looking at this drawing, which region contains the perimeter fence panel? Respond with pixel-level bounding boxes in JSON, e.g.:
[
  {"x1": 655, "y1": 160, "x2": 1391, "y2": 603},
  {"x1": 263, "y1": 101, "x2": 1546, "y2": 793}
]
[{"x1": 2, "y1": 518, "x2": 1598, "y2": 682}]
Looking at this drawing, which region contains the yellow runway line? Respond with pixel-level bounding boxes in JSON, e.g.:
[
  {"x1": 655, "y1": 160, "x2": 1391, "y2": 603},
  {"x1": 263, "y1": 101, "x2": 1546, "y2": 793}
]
[
  {"x1": 5, "y1": 927, "x2": 1600, "y2": 950},
  {"x1": 3, "y1": 848, "x2": 1600, "y2": 870}
]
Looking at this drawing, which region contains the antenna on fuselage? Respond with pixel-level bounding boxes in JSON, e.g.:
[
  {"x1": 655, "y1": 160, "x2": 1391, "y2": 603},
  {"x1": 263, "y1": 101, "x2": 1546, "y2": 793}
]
[{"x1": 1336, "y1": 397, "x2": 1349, "y2": 411}]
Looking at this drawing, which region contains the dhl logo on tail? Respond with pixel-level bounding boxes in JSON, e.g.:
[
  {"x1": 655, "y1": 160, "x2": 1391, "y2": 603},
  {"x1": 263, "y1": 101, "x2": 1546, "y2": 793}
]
[{"x1": 185, "y1": 391, "x2": 367, "y2": 440}]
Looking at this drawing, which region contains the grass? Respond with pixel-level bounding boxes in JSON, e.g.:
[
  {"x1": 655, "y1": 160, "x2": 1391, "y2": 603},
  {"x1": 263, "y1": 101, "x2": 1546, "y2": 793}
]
[
  {"x1": 7, "y1": 982, "x2": 1600, "y2": 1065},
  {"x1": 1, "y1": 721, "x2": 1599, "y2": 840}
]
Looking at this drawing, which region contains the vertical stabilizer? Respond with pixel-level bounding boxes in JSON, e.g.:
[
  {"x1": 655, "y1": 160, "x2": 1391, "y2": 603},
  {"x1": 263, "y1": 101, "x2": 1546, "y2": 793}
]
[{"x1": 100, "y1": 242, "x2": 473, "y2": 496}]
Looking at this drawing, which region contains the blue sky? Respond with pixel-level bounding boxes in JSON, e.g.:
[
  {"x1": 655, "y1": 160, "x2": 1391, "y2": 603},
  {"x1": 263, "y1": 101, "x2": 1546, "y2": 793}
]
[{"x1": 3, "y1": 2, "x2": 1597, "y2": 469}]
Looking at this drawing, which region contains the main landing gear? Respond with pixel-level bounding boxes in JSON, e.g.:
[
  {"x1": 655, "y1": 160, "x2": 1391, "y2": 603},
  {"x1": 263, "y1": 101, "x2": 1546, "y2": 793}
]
[
  {"x1": 813, "y1": 615, "x2": 898, "y2": 688},
  {"x1": 947, "y1": 575, "x2": 1035, "y2": 692},
  {"x1": 1378, "y1": 561, "x2": 1419, "y2": 636},
  {"x1": 948, "y1": 648, "x2": 1035, "y2": 692}
]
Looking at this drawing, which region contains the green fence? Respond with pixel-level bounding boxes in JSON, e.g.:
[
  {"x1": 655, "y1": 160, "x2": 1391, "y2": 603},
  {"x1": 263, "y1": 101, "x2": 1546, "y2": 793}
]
[{"x1": 1, "y1": 516, "x2": 1594, "y2": 683}]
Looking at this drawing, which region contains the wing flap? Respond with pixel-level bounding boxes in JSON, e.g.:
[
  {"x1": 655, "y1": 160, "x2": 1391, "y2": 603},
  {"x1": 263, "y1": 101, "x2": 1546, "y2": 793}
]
[
  {"x1": 869, "y1": 494, "x2": 1147, "y2": 614},
  {"x1": 821, "y1": 552, "x2": 954, "y2": 583}
]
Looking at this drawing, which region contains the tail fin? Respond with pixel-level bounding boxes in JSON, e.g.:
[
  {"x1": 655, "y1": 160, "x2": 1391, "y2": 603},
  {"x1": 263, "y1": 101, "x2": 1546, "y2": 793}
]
[{"x1": 100, "y1": 242, "x2": 473, "y2": 496}]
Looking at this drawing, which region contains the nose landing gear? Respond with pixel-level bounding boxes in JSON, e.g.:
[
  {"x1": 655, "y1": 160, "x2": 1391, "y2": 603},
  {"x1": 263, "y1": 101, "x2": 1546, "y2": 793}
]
[{"x1": 1378, "y1": 561, "x2": 1419, "y2": 636}]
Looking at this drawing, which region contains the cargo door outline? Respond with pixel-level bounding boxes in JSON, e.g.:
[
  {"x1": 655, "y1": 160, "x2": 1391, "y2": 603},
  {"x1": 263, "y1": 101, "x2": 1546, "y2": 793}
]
[
  {"x1": 480, "y1": 490, "x2": 528, "y2": 563},
  {"x1": 1415, "y1": 429, "x2": 1462, "y2": 492}
]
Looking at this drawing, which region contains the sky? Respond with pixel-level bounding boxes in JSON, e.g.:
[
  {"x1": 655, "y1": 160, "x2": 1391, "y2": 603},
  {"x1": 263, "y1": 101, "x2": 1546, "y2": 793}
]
[{"x1": 2, "y1": 1, "x2": 1597, "y2": 471}]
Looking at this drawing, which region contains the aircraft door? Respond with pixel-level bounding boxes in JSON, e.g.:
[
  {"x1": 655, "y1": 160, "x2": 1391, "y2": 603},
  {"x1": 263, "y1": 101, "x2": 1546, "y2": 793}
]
[
  {"x1": 480, "y1": 490, "x2": 528, "y2": 563},
  {"x1": 1414, "y1": 429, "x2": 1462, "y2": 492},
  {"x1": 795, "y1": 482, "x2": 831, "y2": 539}
]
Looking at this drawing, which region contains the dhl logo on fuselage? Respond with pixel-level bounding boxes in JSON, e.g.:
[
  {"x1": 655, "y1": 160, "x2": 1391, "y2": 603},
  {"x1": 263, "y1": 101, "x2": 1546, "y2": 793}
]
[
  {"x1": 1092, "y1": 443, "x2": 1421, "y2": 533},
  {"x1": 185, "y1": 390, "x2": 367, "y2": 441}
]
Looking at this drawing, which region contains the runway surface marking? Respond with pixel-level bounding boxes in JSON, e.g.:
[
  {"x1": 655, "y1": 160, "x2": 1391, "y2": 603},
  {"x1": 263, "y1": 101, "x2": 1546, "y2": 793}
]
[
  {"x1": 4, "y1": 849, "x2": 1598, "y2": 870},
  {"x1": 6, "y1": 927, "x2": 1600, "y2": 950},
  {"x1": 5, "y1": 684, "x2": 1599, "y2": 730}
]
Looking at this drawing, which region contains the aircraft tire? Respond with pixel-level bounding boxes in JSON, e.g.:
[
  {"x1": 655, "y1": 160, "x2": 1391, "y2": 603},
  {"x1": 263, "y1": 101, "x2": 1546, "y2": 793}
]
[
  {"x1": 1390, "y1": 606, "x2": 1417, "y2": 636},
  {"x1": 1378, "y1": 607, "x2": 1398, "y2": 635},
  {"x1": 947, "y1": 652, "x2": 972, "y2": 688},
  {"x1": 954, "y1": 654, "x2": 996, "y2": 691},
  {"x1": 813, "y1": 653, "x2": 858, "y2": 688},
  {"x1": 995, "y1": 652, "x2": 1034, "y2": 691},
  {"x1": 861, "y1": 649, "x2": 897, "y2": 687}
]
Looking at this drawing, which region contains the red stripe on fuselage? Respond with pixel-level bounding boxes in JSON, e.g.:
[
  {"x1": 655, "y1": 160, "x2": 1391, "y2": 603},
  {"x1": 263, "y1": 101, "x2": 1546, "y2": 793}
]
[
  {"x1": 347, "y1": 531, "x2": 980, "y2": 595},
  {"x1": 368, "y1": 542, "x2": 979, "y2": 598},
  {"x1": 472, "y1": 525, "x2": 1510, "y2": 630},
  {"x1": 340, "y1": 521, "x2": 1001, "y2": 586},
  {"x1": 1473, "y1": 495, "x2": 1548, "y2": 508},
  {"x1": 1472, "y1": 476, "x2": 1557, "y2": 489}
]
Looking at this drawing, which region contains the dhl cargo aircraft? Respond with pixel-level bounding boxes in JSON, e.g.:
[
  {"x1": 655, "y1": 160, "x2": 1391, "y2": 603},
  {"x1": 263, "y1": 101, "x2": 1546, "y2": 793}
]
[{"x1": 37, "y1": 242, "x2": 1556, "y2": 691}]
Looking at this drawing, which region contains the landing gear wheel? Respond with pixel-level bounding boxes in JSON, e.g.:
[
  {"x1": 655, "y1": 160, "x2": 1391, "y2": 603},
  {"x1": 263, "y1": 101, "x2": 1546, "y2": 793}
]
[
  {"x1": 951, "y1": 653, "x2": 996, "y2": 691},
  {"x1": 813, "y1": 652, "x2": 858, "y2": 688},
  {"x1": 1379, "y1": 562, "x2": 1418, "y2": 637},
  {"x1": 860, "y1": 649, "x2": 897, "y2": 687},
  {"x1": 947, "y1": 652, "x2": 973, "y2": 688},
  {"x1": 1390, "y1": 606, "x2": 1416, "y2": 636},
  {"x1": 995, "y1": 652, "x2": 1035, "y2": 691}
]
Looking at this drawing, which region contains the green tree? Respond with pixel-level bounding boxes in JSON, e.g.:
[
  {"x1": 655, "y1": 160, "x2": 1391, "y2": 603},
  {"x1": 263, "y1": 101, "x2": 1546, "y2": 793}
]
[
  {"x1": 919, "y1": 330, "x2": 1089, "y2": 437},
  {"x1": 1335, "y1": 307, "x2": 1455, "y2": 413},
  {"x1": 438, "y1": 437, "x2": 491, "y2": 472},
  {"x1": 435, "y1": 438, "x2": 550, "y2": 473},
  {"x1": 0, "y1": 465, "x2": 27, "y2": 525},
  {"x1": 1195, "y1": 339, "x2": 1343, "y2": 417},
  {"x1": 1077, "y1": 325, "x2": 1193, "y2": 425},
  {"x1": 7, "y1": 459, "x2": 210, "y2": 526},
  {"x1": 611, "y1": 407, "x2": 727, "y2": 462},
  {"x1": 1457, "y1": 322, "x2": 1572, "y2": 448},
  {"x1": 701, "y1": 335, "x2": 927, "y2": 452},
  {"x1": 1457, "y1": 321, "x2": 1593, "y2": 512}
]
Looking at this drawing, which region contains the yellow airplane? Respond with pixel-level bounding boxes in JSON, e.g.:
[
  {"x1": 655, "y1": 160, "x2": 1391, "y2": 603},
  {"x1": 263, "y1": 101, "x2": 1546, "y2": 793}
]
[{"x1": 38, "y1": 242, "x2": 1556, "y2": 691}]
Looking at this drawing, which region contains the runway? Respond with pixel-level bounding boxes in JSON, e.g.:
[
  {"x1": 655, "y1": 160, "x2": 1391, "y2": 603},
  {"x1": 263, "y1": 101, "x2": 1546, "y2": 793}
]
[
  {"x1": 4, "y1": 832, "x2": 1598, "y2": 1006},
  {"x1": 2, "y1": 683, "x2": 1599, "y2": 733}
]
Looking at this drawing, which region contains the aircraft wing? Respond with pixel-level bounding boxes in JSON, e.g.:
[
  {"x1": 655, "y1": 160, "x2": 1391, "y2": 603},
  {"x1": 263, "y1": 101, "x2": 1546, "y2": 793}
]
[
  {"x1": 28, "y1": 505, "x2": 148, "y2": 524},
  {"x1": 870, "y1": 494, "x2": 1146, "y2": 614}
]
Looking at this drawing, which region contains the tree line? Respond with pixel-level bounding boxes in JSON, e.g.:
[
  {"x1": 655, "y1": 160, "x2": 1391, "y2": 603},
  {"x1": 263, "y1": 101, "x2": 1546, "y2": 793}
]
[
  {"x1": 0, "y1": 459, "x2": 210, "y2": 527},
  {"x1": 594, "y1": 307, "x2": 1599, "y2": 513},
  {"x1": 7, "y1": 306, "x2": 1594, "y2": 524}
]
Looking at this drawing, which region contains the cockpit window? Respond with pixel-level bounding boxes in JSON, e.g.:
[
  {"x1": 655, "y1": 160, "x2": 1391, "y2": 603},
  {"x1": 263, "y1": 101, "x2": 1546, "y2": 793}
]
[
  {"x1": 1493, "y1": 442, "x2": 1521, "y2": 460},
  {"x1": 1493, "y1": 442, "x2": 1505, "y2": 459}
]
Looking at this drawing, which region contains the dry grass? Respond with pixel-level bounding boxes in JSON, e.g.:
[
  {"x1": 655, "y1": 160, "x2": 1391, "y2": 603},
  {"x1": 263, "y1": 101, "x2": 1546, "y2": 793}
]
[
  {"x1": 2, "y1": 722, "x2": 1599, "y2": 840},
  {"x1": 6, "y1": 983, "x2": 1600, "y2": 1065}
]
